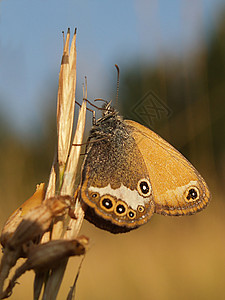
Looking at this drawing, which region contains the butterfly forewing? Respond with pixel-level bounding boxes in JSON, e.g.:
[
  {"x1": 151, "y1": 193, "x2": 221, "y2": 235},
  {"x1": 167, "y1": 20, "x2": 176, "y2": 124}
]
[{"x1": 125, "y1": 120, "x2": 211, "y2": 216}]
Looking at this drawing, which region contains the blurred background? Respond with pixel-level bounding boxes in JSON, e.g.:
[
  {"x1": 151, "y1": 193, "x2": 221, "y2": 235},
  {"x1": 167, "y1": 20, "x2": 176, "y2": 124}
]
[{"x1": 0, "y1": 0, "x2": 224, "y2": 299}]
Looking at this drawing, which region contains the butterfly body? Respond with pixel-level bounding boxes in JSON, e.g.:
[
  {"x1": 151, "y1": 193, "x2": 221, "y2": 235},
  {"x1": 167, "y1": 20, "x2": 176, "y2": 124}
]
[{"x1": 79, "y1": 104, "x2": 210, "y2": 233}]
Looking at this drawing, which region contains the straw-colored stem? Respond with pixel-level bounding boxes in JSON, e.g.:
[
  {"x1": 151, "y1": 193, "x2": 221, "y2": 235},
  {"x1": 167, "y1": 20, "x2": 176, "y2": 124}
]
[
  {"x1": 42, "y1": 259, "x2": 68, "y2": 300},
  {"x1": 0, "y1": 28, "x2": 87, "y2": 300},
  {"x1": 40, "y1": 28, "x2": 86, "y2": 300}
]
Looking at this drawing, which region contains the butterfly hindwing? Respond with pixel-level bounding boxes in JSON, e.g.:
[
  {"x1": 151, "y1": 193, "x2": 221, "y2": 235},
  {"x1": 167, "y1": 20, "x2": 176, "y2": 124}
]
[{"x1": 80, "y1": 117, "x2": 155, "y2": 233}]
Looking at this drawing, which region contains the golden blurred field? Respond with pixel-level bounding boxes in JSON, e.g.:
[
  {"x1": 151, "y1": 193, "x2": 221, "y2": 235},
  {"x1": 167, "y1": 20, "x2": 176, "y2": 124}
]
[{"x1": 1, "y1": 184, "x2": 224, "y2": 300}]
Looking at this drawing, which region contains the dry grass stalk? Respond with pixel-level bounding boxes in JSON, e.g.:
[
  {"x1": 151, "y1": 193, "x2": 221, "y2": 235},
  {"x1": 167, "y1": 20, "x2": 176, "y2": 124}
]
[
  {"x1": 0, "y1": 28, "x2": 88, "y2": 300},
  {"x1": 0, "y1": 184, "x2": 46, "y2": 297},
  {"x1": 57, "y1": 29, "x2": 77, "y2": 182},
  {"x1": 0, "y1": 183, "x2": 45, "y2": 248},
  {"x1": 36, "y1": 28, "x2": 87, "y2": 300},
  {"x1": 1, "y1": 237, "x2": 88, "y2": 299},
  {"x1": 42, "y1": 100, "x2": 87, "y2": 300}
]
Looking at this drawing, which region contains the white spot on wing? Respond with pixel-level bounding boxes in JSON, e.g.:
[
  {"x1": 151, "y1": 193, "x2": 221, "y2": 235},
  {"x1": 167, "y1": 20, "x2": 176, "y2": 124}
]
[
  {"x1": 167, "y1": 180, "x2": 198, "y2": 196},
  {"x1": 89, "y1": 184, "x2": 149, "y2": 210}
]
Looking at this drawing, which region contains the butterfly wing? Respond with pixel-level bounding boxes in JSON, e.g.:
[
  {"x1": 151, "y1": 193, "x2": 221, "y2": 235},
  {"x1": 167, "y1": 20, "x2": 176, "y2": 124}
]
[
  {"x1": 80, "y1": 121, "x2": 155, "y2": 233},
  {"x1": 125, "y1": 120, "x2": 211, "y2": 216}
]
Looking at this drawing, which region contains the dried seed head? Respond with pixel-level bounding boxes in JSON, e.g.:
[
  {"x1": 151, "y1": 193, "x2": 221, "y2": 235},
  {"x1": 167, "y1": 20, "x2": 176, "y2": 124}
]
[
  {"x1": 6, "y1": 196, "x2": 73, "y2": 251},
  {"x1": 1, "y1": 184, "x2": 45, "y2": 248},
  {"x1": 1, "y1": 236, "x2": 89, "y2": 299},
  {"x1": 26, "y1": 237, "x2": 89, "y2": 272},
  {"x1": 44, "y1": 195, "x2": 73, "y2": 215},
  {"x1": 7, "y1": 205, "x2": 52, "y2": 250}
]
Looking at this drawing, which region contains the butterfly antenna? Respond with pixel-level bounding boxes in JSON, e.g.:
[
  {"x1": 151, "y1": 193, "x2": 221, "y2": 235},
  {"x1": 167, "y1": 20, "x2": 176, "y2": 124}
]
[{"x1": 115, "y1": 64, "x2": 120, "y2": 108}]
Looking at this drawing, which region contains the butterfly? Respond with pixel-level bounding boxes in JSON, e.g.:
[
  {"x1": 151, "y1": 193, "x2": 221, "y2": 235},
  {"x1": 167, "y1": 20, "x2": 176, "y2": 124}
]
[{"x1": 79, "y1": 101, "x2": 210, "y2": 233}]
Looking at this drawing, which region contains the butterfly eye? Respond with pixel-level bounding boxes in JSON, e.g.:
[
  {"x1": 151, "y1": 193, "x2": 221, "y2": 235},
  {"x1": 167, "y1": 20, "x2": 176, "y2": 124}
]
[
  {"x1": 127, "y1": 209, "x2": 136, "y2": 219},
  {"x1": 114, "y1": 201, "x2": 127, "y2": 216},
  {"x1": 137, "y1": 179, "x2": 151, "y2": 197},
  {"x1": 100, "y1": 196, "x2": 115, "y2": 211},
  {"x1": 184, "y1": 187, "x2": 200, "y2": 202}
]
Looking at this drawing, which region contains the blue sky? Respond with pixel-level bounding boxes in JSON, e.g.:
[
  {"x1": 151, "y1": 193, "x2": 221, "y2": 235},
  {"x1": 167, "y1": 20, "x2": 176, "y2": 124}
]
[{"x1": 0, "y1": 0, "x2": 224, "y2": 138}]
